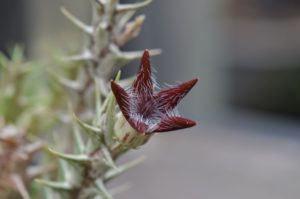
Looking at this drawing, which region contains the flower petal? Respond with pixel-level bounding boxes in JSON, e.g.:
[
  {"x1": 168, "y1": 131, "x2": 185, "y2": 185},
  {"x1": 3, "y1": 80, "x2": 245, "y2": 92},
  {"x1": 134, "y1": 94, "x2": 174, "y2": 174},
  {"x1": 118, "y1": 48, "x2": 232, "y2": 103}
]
[
  {"x1": 132, "y1": 50, "x2": 153, "y2": 95},
  {"x1": 111, "y1": 81, "x2": 131, "y2": 119},
  {"x1": 111, "y1": 80, "x2": 150, "y2": 133},
  {"x1": 154, "y1": 116, "x2": 197, "y2": 133},
  {"x1": 155, "y1": 78, "x2": 198, "y2": 112}
]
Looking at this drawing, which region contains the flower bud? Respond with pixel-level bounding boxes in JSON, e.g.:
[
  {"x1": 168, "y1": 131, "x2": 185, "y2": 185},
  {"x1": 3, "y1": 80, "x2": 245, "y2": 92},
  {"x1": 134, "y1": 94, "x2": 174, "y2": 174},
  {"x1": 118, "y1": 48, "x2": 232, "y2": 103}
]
[{"x1": 114, "y1": 113, "x2": 151, "y2": 149}]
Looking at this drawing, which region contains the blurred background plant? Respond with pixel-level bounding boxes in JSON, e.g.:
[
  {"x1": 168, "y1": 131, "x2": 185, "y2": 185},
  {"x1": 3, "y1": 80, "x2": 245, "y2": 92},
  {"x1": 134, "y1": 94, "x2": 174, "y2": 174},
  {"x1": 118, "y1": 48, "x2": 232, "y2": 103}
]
[{"x1": 0, "y1": 47, "x2": 56, "y2": 198}]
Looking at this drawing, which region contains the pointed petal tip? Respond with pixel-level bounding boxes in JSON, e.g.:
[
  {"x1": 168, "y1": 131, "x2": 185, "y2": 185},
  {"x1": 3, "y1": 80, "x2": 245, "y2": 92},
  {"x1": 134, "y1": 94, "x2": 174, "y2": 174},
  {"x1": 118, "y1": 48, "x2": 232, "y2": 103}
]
[
  {"x1": 111, "y1": 80, "x2": 125, "y2": 98},
  {"x1": 155, "y1": 116, "x2": 197, "y2": 133},
  {"x1": 141, "y1": 49, "x2": 150, "y2": 65},
  {"x1": 176, "y1": 117, "x2": 197, "y2": 128},
  {"x1": 132, "y1": 49, "x2": 153, "y2": 94},
  {"x1": 110, "y1": 80, "x2": 131, "y2": 120},
  {"x1": 110, "y1": 80, "x2": 119, "y2": 91},
  {"x1": 143, "y1": 48, "x2": 150, "y2": 56},
  {"x1": 111, "y1": 80, "x2": 126, "y2": 93},
  {"x1": 178, "y1": 78, "x2": 199, "y2": 94},
  {"x1": 187, "y1": 78, "x2": 199, "y2": 87},
  {"x1": 142, "y1": 50, "x2": 150, "y2": 64},
  {"x1": 186, "y1": 119, "x2": 197, "y2": 127}
]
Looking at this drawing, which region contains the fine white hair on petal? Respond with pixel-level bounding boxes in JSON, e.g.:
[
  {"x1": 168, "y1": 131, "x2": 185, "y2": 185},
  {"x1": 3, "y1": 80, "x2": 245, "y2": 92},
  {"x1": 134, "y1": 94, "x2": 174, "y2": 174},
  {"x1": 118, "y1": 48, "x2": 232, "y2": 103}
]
[
  {"x1": 150, "y1": 66, "x2": 160, "y2": 90},
  {"x1": 163, "y1": 82, "x2": 175, "y2": 88},
  {"x1": 167, "y1": 108, "x2": 181, "y2": 117}
]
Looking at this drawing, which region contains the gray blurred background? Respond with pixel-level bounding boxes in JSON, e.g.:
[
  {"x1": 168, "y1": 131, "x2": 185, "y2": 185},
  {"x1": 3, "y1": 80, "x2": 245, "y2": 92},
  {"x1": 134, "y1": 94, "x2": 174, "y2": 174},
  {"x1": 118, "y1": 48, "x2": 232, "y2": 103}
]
[{"x1": 1, "y1": 0, "x2": 300, "y2": 198}]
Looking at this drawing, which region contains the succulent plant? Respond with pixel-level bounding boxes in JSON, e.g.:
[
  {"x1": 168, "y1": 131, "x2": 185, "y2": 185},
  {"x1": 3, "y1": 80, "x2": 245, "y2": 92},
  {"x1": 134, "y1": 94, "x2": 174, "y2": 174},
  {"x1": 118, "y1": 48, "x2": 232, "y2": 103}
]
[
  {"x1": 34, "y1": 0, "x2": 198, "y2": 198},
  {"x1": 0, "y1": 1, "x2": 198, "y2": 199},
  {"x1": 38, "y1": 53, "x2": 198, "y2": 199}
]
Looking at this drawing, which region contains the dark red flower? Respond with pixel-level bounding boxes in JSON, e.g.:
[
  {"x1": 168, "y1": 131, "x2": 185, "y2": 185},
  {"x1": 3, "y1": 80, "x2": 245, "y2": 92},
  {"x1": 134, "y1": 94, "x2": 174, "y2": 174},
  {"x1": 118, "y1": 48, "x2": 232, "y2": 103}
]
[{"x1": 111, "y1": 50, "x2": 198, "y2": 134}]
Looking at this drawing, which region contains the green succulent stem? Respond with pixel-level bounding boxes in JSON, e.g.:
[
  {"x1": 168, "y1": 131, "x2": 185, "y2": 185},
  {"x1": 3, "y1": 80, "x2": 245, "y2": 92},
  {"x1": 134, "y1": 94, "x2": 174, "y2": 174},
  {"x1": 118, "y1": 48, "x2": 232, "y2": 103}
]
[{"x1": 38, "y1": 1, "x2": 158, "y2": 198}]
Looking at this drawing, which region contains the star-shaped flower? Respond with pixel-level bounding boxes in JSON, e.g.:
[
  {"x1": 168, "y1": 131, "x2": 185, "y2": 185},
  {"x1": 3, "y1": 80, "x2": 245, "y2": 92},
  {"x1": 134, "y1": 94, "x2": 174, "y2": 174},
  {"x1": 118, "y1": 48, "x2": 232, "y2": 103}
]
[{"x1": 111, "y1": 50, "x2": 198, "y2": 134}]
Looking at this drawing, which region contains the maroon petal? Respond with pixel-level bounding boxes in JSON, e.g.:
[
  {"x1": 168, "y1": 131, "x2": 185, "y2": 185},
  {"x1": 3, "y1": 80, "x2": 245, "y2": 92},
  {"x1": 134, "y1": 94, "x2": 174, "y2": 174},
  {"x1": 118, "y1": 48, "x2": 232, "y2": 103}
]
[
  {"x1": 111, "y1": 80, "x2": 150, "y2": 133},
  {"x1": 154, "y1": 116, "x2": 197, "y2": 133},
  {"x1": 155, "y1": 78, "x2": 198, "y2": 112},
  {"x1": 132, "y1": 50, "x2": 153, "y2": 95},
  {"x1": 111, "y1": 81, "x2": 131, "y2": 119}
]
